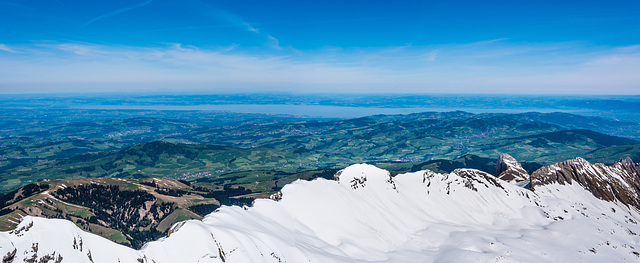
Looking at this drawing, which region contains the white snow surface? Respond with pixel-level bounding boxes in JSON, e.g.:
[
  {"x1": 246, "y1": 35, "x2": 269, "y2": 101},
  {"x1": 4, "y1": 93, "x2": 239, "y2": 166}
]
[{"x1": 2, "y1": 163, "x2": 640, "y2": 262}]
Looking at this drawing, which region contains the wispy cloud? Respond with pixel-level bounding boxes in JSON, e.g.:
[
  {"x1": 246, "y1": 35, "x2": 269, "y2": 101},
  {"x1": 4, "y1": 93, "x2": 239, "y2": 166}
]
[
  {"x1": 83, "y1": 0, "x2": 153, "y2": 27},
  {"x1": 423, "y1": 50, "x2": 438, "y2": 62},
  {"x1": 243, "y1": 23, "x2": 260, "y2": 33},
  {"x1": 469, "y1": 38, "x2": 509, "y2": 45},
  {"x1": 0, "y1": 44, "x2": 15, "y2": 53},
  {"x1": 266, "y1": 35, "x2": 282, "y2": 50},
  {"x1": 207, "y1": 9, "x2": 282, "y2": 50},
  {"x1": 55, "y1": 43, "x2": 99, "y2": 55},
  {"x1": 1, "y1": 41, "x2": 639, "y2": 94}
]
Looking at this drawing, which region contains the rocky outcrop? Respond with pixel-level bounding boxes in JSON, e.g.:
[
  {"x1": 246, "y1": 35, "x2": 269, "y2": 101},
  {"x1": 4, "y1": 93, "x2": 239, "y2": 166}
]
[
  {"x1": 531, "y1": 157, "x2": 640, "y2": 209},
  {"x1": 615, "y1": 157, "x2": 640, "y2": 178},
  {"x1": 496, "y1": 154, "x2": 530, "y2": 188},
  {"x1": 451, "y1": 168, "x2": 506, "y2": 192},
  {"x1": 493, "y1": 154, "x2": 640, "y2": 210}
]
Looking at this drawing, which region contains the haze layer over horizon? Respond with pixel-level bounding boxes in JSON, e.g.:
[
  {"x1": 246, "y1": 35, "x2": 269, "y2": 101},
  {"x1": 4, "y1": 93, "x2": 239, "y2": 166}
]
[{"x1": 1, "y1": 0, "x2": 639, "y2": 94}]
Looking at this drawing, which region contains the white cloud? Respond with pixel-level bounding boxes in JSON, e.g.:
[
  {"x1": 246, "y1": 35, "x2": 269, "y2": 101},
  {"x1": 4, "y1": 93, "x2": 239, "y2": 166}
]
[
  {"x1": 0, "y1": 44, "x2": 14, "y2": 53},
  {"x1": 0, "y1": 42, "x2": 639, "y2": 94}
]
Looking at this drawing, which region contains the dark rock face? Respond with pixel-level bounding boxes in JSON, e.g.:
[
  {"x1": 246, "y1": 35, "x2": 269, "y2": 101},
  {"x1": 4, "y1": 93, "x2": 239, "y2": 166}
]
[
  {"x1": 496, "y1": 154, "x2": 530, "y2": 188},
  {"x1": 531, "y1": 157, "x2": 640, "y2": 209}
]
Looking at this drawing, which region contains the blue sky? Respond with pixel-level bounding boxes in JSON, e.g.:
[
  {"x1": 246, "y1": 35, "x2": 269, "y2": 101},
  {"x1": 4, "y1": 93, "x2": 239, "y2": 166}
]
[{"x1": 1, "y1": 0, "x2": 639, "y2": 94}]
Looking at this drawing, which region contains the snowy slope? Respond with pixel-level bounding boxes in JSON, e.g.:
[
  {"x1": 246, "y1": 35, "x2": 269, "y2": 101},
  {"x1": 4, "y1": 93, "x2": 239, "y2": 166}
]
[{"x1": 2, "y1": 164, "x2": 640, "y2": 262}]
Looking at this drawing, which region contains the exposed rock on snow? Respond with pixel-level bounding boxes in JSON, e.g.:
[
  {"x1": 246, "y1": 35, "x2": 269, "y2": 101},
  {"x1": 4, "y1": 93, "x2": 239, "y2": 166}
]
[{"x1": 333, "y1": 164, "x2": 397, "y2": 191}]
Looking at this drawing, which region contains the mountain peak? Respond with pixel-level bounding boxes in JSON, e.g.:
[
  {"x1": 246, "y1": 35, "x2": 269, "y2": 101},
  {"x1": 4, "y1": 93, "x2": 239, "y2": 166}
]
[
  {"x1": 496, "y1": 154, "x2": 530, "y2": 188},
  {"x1": 333, "y1": 164, "x2": 396, "y2": 191}
]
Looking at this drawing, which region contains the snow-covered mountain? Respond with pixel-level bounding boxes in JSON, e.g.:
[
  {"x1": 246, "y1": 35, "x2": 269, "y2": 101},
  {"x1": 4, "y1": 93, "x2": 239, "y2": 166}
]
[{"x1": 2, "y1": 159, "x2": 640, "y2": 262}]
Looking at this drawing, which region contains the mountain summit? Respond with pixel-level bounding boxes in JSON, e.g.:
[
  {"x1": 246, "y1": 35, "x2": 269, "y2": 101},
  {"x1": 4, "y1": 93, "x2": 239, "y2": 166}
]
[{"x1": 496, "y1": 153, "x2": 530, "y2": 188}]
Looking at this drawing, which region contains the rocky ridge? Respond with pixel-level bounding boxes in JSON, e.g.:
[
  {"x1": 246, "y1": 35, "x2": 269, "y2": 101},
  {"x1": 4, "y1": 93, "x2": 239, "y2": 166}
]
[
  {"x1": 531, "y1": 157, "x2": 640, "y2": 209},
  {"x1": 493, "y1": 153, "x2": 640, "y2": 210}
]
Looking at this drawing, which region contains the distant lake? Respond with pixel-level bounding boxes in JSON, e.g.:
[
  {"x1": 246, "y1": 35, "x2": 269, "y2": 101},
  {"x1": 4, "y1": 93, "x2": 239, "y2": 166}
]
[{"x1": 74, "y1": 104, "x2": 585, "y2": 118}]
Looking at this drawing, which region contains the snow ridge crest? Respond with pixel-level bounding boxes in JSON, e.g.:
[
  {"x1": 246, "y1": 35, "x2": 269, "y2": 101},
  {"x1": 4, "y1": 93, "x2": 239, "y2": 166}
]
[{"x1": 333, "y1": 163, "x2": 396, "y2": 191}]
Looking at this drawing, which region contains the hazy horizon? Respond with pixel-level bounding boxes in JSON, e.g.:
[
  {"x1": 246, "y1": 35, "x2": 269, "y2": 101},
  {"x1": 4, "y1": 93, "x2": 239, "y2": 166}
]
[{"x1": 1, "y1": 1, "x2": 639, "y2": 95}]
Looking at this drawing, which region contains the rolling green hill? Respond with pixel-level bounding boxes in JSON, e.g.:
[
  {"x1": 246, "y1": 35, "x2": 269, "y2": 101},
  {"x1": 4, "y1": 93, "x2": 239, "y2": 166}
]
[
  {"x1": 1, "y1": 110, "x2": 638, "y2": 194},
  {"x1": 3, "y1": 127, "x2": 637, "y2": 195}
]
